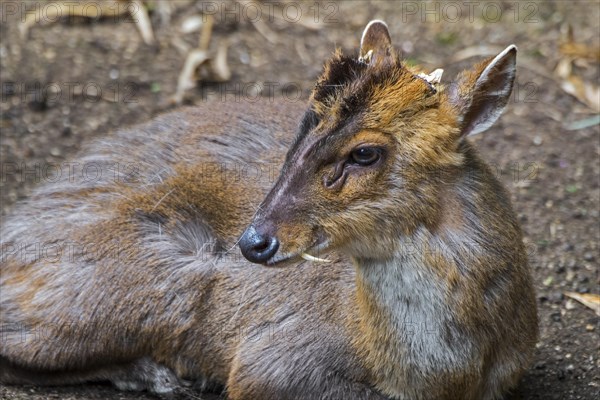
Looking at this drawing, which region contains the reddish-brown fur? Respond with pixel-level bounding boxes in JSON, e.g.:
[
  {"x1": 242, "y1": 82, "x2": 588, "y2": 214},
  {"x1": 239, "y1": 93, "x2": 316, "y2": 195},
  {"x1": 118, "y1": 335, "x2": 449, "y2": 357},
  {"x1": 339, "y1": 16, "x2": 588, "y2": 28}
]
[{"x1": 1, "y1": 21, "x2": 537, "y2": 399}]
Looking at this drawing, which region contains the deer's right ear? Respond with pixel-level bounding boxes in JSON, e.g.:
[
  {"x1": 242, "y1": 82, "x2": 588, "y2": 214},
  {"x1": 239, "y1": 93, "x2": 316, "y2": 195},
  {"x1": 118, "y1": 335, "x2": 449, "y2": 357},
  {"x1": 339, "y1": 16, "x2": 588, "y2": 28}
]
[
  {"x1": 448, "y1": 45, "x2": 517, "y2": 137},
  {"x1": 359, "y1": 20, "x2": 395, "y2": 66}
]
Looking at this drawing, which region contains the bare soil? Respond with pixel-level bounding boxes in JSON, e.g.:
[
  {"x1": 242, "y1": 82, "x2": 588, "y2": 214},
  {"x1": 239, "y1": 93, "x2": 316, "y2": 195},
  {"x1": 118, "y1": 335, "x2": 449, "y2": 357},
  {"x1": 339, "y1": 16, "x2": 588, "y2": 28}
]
[{"x1": 0, "y1": 1, "x2": 598, "y2": 399}]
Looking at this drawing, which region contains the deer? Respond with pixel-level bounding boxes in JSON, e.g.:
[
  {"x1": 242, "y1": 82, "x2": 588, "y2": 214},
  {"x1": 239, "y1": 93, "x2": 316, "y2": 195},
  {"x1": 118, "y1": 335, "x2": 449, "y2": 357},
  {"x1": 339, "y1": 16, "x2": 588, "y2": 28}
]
[{"x1": 0, "y1": 20, "x2": 537, "y2": 400}]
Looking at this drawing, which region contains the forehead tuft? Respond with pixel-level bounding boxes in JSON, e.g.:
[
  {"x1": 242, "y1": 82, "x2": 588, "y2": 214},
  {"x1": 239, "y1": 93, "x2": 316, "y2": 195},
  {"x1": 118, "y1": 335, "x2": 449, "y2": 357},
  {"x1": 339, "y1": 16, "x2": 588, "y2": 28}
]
[{"x1": 309, "y1": 50, "x2": 439, "y2": 130}]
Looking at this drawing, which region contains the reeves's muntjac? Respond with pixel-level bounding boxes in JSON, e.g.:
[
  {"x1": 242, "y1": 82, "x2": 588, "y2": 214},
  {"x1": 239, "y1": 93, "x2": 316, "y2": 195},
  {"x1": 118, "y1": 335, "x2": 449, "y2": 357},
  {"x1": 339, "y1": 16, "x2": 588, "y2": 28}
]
[{"x1": 1, "y1": 21, "x2": 537, "y2": 400}]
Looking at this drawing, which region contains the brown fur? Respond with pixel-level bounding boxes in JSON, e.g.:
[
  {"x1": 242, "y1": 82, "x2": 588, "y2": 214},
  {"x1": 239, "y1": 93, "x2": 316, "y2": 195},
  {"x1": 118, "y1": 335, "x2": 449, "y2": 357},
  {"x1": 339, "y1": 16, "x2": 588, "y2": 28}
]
[{"x1": 1, "y1": 21, "x2": 537, "y2": 400}]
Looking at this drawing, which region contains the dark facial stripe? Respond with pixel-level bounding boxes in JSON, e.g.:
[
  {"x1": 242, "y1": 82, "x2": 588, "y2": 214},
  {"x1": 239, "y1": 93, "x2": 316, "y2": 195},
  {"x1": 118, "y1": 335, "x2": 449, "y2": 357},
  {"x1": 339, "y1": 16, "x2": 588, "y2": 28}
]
[{"x1": 286, "y1": 51, "x2": 437, "y2": 171}]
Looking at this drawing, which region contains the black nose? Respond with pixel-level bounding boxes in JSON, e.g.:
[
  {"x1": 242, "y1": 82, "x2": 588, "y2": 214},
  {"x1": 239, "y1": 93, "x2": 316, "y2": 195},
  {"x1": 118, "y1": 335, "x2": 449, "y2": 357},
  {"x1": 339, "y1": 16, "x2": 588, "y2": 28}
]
[{"x1": 239, "y1": 225, "x2": 279, "y2": 264}]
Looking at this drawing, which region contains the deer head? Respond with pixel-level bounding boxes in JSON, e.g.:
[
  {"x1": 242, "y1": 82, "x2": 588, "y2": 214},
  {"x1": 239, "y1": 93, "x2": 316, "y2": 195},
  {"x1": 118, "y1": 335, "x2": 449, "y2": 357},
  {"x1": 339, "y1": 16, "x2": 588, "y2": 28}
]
[{"x1": 239, "y1": 20, "x2": 517, "y2": 265}]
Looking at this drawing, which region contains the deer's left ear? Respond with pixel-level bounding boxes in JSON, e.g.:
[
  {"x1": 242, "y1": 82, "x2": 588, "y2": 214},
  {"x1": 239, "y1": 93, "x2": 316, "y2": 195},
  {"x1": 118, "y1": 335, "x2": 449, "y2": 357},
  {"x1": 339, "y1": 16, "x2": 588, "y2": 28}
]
[
  {"x1": 448, "y1": 45, "x2": 517, "y2": 137},
  {"x1": 359, "y1": 20, "x2": 396, "y2": 66}
]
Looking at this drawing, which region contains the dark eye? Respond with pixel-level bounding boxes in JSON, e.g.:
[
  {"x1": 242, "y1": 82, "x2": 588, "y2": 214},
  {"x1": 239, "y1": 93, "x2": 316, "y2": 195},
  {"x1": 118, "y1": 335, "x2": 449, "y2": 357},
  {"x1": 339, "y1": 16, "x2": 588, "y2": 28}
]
[{"x1": 349, "y1": 147, "x2": 381, "y2": 166}]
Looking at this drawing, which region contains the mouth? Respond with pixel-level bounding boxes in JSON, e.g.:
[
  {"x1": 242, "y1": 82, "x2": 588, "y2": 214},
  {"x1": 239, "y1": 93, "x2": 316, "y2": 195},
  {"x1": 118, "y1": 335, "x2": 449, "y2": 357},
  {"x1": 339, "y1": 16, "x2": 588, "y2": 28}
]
[{"x1": 263, "y1": 240, "x2": 331, "y2": 267}]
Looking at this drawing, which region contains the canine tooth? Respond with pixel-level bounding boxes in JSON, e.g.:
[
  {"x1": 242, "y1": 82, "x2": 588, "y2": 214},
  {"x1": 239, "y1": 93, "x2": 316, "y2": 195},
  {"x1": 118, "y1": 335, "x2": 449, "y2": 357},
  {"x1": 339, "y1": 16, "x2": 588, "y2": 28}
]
[{"x1": 301, "y1": 253, "x2": 332, "y2": 263}]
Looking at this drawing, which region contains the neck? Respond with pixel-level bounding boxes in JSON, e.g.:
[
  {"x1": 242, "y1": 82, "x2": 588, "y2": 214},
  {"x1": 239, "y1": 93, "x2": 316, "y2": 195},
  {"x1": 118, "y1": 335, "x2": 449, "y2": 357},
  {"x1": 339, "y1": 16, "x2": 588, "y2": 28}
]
[{"x1": 352, "y1": 226, "x2": 482, "y2": 397}]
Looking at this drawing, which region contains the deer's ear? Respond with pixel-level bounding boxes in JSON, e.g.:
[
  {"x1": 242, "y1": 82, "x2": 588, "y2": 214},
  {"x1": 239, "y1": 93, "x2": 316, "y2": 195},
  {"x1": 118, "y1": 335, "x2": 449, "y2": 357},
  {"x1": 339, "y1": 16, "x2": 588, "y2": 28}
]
[
  {"x1": 359, "y1": 20, "x2": 395, "y2": 66},
  {"x1": 448, "y1": 45, "x2": 517, "y2": 137}
]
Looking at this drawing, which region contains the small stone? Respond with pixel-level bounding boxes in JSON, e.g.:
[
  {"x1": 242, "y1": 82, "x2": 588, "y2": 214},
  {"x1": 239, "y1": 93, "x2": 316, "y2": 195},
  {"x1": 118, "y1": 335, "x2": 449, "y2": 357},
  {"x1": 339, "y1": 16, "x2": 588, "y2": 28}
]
[
  {"x1": 583, "y1": 252, "x2": 595, "y2": 261},
  {"x1": 519, "y1": 213, "x2": 528, "y2": 222},
  {"x1": 533, "y1": 135, "x2": 543, "y2": 145},
  {"x1": 563, "y1": 243, "x2": 574, "y2": 251},
  {"x1": 586, "y1": 324, "x2": 595, "y2": 331},
  {"x1": 62, "y1": 126, "x2": 72, "y2": 137},
  {"x1": 549, "y1": 292, "x2": 564, "y2": 303},
  {"x1": 44, "y1": 48, "x2": 56, "y2": 61},
  {"x1": 566, "y1": 364, "x2": 575, "y2": 372},
  {"x1": 50, "y1": 147, "x2": 61, "y2": 157},
  {"x1": 551, "y1": 312, "x2": 561, "y2": 322},
  {"x1": 110, "y1": 68, "x2": 120, "y2": 80},
  {"x1": 534, "y1": 361, "x2": 547, "y2": 369},
  {"x1": 565, "y1": 299, "x2": 577, "y2": 310},
  {"x1": 572, "y1": 210, "x2": 585, "y2": 219}
]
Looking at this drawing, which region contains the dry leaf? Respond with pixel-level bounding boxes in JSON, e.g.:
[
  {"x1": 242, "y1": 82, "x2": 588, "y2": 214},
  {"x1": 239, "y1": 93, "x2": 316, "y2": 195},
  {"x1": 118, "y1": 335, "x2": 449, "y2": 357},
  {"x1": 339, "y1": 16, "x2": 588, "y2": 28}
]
[
  {"x1": 212, "y1": 40, "x2": 232, "y2": 82},
  {"x1": 235, "y1": 0, "x2": 278, "y2": 44},
  {"x1": 555, "y1": 58, "x2": 572, "y2": 79},
  {"x1": 180, "y1": 15, "x2": 204, "y2": 34},
  {"x1": 564, "y1": 292, "x2": 600, "y2": 316},
  {"x1": 564, "y1": 115, "x2": 600, "y2": 131},
  {"x1": 171, "y1": 49, "x2": 209, "y2": 104},
  {"x1": 171, "y1": 14, "x2": 232, "y2": 104},
  {"x1": 19, "y1": 1, "x2": 127, "y2": 39},
  {"x1": 559, "y1": 42, "x2": 600, "y2": 62},
  {"x1": 249, "y1": 18, "x2": 278, "y2": 44},
  {"x1": 154, "y1": 0, "x2": 172, "y2": 26},
  {"x1": 558, "y1": 71, "x2": 600, "y2": 112},
  {"x1": 559, "y1": 24, "x2": 600, "y2": 62},
  {"x1": 130, "y1": 0, "x2": 155, "y2": 45},
  {"x1": 555, "y1": 25, "x2": 600, "y2": 111},
  {"x1": 19, "y1": 0, "x2": 155, "y2": 46}
]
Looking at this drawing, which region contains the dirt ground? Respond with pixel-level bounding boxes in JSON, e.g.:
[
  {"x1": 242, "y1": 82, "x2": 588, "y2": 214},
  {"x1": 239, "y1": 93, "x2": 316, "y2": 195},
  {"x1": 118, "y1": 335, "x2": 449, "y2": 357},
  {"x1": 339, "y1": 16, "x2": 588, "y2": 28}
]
[{"x1": 0, "y1": 1, "x2": 599, "y2": 399}]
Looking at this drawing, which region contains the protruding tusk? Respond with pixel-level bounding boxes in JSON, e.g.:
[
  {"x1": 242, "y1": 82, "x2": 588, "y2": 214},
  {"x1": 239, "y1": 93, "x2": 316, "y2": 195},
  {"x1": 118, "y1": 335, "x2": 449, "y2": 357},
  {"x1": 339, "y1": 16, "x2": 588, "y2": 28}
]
[{"x1": 301, "y1": 253, "x2": 332, "y2": 263}]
